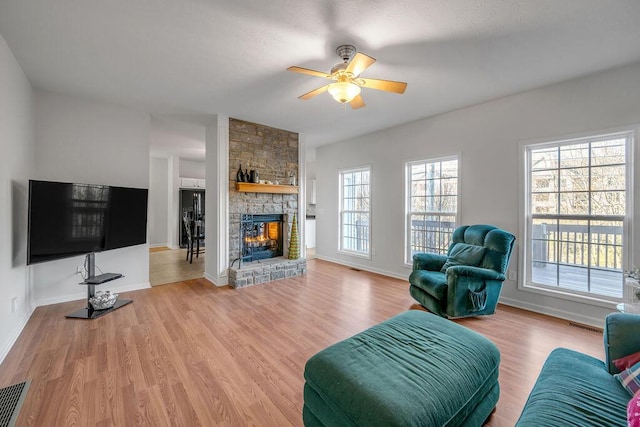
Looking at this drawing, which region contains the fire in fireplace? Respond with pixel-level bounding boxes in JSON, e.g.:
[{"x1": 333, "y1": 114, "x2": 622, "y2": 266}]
[{"x1": 238, "y1": 214, "x2": 284, "y2": 265}]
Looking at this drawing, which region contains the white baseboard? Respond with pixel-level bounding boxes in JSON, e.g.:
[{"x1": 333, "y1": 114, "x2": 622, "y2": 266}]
[
  {"x1": 35, "y1": 281, "x2": 152, "y2": 307},
  {"x1": 149, "y1": 243, "x2": 181, "y2": 250},
  {"x1": 0, "y1": 305, "x2": 35, "y2": 365},
  {"x1": 315, "y1": 257, "x2": 606, "y2": 328},
  {"x1": 204, "y1": 272, "x2": 227, "y2": 287},
  {"x1": 499, "y1": 297, "x2": 605, "y2": 328},
  {"x1": 315, "y1": 255, "x2": 409, "y2": 281}
]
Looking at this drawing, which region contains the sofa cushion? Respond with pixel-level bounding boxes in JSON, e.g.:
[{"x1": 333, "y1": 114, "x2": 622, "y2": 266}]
[
  {"x1": 614, "y1": 350, "x2": 640, "y2": 371},
  {"x1": 629, "y1": 392, "x2": 640, "y2": 427},
  {"x1": 516, "y1": 348, "x2": 630, "y2": 426},
  {"x1": 408, "y1": 270, "x2": 447, "y2": 300},
  {"x1": 615, "y1": 361, "x2": 640, "y2": 396},
  {"x1": 441, "y1": 243, "x2": 486, "y2": 272}
]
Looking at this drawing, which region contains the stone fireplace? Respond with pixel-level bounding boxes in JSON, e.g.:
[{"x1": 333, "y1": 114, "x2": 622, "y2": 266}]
[
  {"x1": 237, "y1": 213, "x2": 284, "y2": 265},
  {"x1": 227, "y1": 118, "x2": 306, "y2": 288}
]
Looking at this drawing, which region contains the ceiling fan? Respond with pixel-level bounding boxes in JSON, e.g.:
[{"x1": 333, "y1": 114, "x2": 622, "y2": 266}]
[{"x1": 287, "y1": 45, "x2": 407, "y2": 109}]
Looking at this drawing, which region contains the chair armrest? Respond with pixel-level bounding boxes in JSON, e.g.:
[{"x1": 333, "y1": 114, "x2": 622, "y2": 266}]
[
  {"x1": 446, "y1": 265, "x2": 506, "y2": 281},
  {"x1": 412, "y1": 253, "x2": 447, "y2": 272},
  {"x1": 604, "y1": 312, "x2": 640, "y2": 374}
]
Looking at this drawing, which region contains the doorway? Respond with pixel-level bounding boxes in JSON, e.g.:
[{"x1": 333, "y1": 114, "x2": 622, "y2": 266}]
[{"x1": 148, "y1": 116, "x2": 207, "y2": 286}]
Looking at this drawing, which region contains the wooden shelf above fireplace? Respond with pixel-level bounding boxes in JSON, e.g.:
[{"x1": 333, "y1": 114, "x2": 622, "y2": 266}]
[{"x1": 236, "y1": 182, "x2": 299, "y2": 194}]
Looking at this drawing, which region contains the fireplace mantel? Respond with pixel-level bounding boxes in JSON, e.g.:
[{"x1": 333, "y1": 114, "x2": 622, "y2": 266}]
[{"x1": 236, "y1": 182, "x2": 299, "y2": 194}]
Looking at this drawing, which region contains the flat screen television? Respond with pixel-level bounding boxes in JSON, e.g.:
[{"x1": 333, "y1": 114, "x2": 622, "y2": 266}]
[{"x1": 27, "y1": 180, "x2": 148, "y2": 265}]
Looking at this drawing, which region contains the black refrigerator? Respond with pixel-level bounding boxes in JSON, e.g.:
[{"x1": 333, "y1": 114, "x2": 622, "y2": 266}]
[{"x1": 179, "y1": 189, "x2": 205, "y2": 248}]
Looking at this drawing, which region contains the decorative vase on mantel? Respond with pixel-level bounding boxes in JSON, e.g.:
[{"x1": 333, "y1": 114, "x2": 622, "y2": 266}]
[{"x1": 236, "y1": 164, "x2": 245, "y2": 182}]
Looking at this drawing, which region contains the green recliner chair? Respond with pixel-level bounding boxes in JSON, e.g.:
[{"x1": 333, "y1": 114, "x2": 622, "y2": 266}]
[{"x1": 409, "y1": 224, "x2": 515, "y2": 318}]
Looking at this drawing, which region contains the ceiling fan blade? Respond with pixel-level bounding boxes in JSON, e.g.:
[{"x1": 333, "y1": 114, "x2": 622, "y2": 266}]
[
  {"x1": 359, "y1": 78, "x2": 407, "y2": 94},
  {"x1": 350, "y1": 94, "x2": 366, "y2": 109},
  {"x1": 287, "y1": 66, "x2": 332, "y2": 79},
  {"x1": 299, "y1": 85, "x2": 329, "y2": 100},
  {"x1": 346, "y1": 53, "x2": 375, "y2": 76}
]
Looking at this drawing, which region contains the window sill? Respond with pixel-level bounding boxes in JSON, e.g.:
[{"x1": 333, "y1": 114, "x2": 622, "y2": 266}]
[
  {"x1": 519, "y1": 282, "x2": 620, "y2": 310},
  {"x1": 337, "y1": 250, "x2": 371, "y2": 260}
]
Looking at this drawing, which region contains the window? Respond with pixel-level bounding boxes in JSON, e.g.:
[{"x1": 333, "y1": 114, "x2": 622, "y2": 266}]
[
  {"x1": 524, "y1": 132, "x2": 632, "y2": 300},
  {"x1": 405, "y1": 157, "x2": 458, "y2": 263},
  {"x1": 339, "y1": 167, "x2": 371, "y2": 256}
]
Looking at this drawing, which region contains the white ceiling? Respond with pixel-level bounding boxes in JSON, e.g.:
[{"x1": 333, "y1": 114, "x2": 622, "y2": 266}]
[{"x1": 2, "y1": 0, "x2": 640, "y2": 160}]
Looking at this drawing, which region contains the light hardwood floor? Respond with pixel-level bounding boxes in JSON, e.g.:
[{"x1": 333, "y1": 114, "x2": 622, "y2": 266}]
[
  {"x1": 149, "y1": 248, "x2": 204, "y2": 286},
  {"x1": 0, "y1": 259, "x2": 603, "y2": 426}
]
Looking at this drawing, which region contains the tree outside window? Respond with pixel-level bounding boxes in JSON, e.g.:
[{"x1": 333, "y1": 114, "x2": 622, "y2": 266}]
[
  {"x1": 340, "y1": 167, "x2": 371, "y2": 256},
  {"x1": 406, "y1": 157, "x2": 458, "y2": 263},
  {"x1": 526, "y1": 133, "x2": 630, "y2": 300}
]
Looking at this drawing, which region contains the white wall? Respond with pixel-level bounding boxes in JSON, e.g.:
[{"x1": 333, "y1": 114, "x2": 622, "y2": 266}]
[
  {"x1": 179, "y1": 159, "x2": 205, "y2": 179},
  {"x1": 149, "y1": 156, "x2": 169, "y2": 246},
  {"x1": 315, "y1": 62, "x2": 640, "y2": 327},
  {"x1": 167, "y1": 156, "x2": 180, "y2": 248},
  {"x1": 32, "y1": 91, "x2": 151, "y2": 306},
  {"x1": 0, "y1": 32, "x2": 35, "y2": 362},
  {"x1": 204, "y1": 115, "x2": 228, "y2": 286}
]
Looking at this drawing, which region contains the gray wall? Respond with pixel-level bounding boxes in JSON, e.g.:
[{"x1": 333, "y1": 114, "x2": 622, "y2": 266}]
[
  {"x1": 32, "y1": 91, "x2": 151, "y2": 306},
  {"x1": 0, "y1": 32, "x2": 35, "y2": 362},
  {"x1": 149, "y1": 156, "x2": 169, "y2": 246},
  {"x1": 315, "y1": 62, "x2": 640, "y2": 327}
]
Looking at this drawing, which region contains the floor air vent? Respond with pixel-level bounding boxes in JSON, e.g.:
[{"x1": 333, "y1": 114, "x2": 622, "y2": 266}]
[
  {"x1": 568, "y1": 322, "x2": 602, "y2": 334},
  {"x1": 0, "y1": 380, "x2": 30, "y2": 427}
]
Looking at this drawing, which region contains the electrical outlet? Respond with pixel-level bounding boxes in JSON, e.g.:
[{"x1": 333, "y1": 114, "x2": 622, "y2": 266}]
[
  {"x1": 11, "y1": 297, "x2": 18, "y2": 313},
  {"x1": 508, "y1": 271, "x2": 517, "y2": 281},
  {"x1": 76, "y1": 266, "x2": 84, "y2": 275}
]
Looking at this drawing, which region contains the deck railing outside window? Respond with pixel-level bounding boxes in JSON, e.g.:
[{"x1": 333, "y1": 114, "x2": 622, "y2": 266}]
[{"x1": 525, "y1": 132, "x2": 630, "y2": 300}]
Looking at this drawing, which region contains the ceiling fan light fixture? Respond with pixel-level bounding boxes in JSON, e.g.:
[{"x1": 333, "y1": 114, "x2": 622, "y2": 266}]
[
  {"x1": 288, "y1": 44, "x2": 406, "y2": 109},
  {"x1": 328, "y1": 82, "x2": 361, "y2": 104}
]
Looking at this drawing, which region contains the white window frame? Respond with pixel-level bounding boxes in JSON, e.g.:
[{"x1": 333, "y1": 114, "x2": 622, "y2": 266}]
[
  {"x1": 338, "y1": 166, "x2": 371, "y2": 258},
  {"x1": 520, "y1": 129, "x2": 634, "y2": 306},
  {"x1": 404, "y1": 156, "x2": 459, "y2": 265}
]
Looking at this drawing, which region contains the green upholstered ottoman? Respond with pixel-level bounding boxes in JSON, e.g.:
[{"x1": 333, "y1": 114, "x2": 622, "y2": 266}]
[{"x1": 303, "y1": 310, "x2": 500, "y2": 427}]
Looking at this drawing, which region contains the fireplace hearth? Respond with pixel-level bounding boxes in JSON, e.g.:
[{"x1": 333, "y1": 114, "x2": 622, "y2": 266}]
[{"x1": 236, "y1": 214, "x2": 284, "y2": 266}]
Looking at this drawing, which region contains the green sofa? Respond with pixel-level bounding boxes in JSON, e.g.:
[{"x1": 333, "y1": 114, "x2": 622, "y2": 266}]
[{"x1": 516, "y1": 312, "x2": 640, "y2": 426}]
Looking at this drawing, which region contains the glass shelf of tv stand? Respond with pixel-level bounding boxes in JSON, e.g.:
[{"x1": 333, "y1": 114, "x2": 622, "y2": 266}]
[
  {"x1": 66, "y1": 299, "x2": 133, "y2": 319},
  {"x1": 65, "y1": 273, "x2": 132, "y2": 319}
]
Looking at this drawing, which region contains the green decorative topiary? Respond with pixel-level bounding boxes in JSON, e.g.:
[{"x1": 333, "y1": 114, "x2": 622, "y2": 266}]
[{"x1": 288, "y1": 213, "x2": 300, "y2": 260}]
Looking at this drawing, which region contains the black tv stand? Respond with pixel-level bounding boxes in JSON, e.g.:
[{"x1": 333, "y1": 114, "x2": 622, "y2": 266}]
[
  {"x1": 84, "y1": 272, "x2": 123, "y2": 284},
  {"x1": 65, "y1": 299, "x2": 133, "y2": 319},
  {"x1": 65, "y1": 253, "x2": 132, "y2": 319}
]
